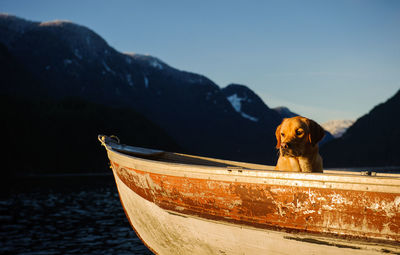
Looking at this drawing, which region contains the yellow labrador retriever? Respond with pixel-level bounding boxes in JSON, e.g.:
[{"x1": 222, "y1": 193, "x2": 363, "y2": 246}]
[{"x1": 275, "y1": 116, "x2": 325, "y2": 172}]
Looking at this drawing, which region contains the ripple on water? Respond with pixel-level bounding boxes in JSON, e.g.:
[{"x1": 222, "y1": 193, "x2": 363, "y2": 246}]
[{"x1": 0, "y1": 183, "x2": 153, "y2": 254}]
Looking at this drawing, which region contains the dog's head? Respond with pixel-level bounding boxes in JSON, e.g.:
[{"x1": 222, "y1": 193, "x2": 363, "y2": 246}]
[{"x1": 275, "y1": 116, "x2": 325, "y2": 157}]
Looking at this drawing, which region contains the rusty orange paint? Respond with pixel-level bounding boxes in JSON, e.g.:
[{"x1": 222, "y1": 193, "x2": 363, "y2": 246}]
[{"x1": 111, "y1": 161, "x2": 400, "y2": 243}]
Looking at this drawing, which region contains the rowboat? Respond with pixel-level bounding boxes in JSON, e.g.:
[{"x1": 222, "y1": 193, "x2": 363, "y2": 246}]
[{"x1": 98, "y1": 135, "x2": 400, "y2": 254}]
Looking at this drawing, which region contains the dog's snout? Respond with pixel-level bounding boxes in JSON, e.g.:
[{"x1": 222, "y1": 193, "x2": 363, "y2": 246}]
[{"x1": 281, "y1": 142, "x2": 291, "y2": 149}]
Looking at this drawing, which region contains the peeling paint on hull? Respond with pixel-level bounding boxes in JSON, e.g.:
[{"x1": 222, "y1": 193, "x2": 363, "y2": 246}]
[
  {"x1": 113, "y1": 164, "x2": 400, "y2": 242},
  {"x1": 99, "y1": 137, "x2": 400, "y2": 254}
]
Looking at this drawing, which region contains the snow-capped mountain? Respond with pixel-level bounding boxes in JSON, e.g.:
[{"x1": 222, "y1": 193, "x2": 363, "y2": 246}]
[
  {"x1": 222, "y1": 84, "x2": 281, "y2": 125},
  {"x1": 321, "y1": 120, "x2": 355, "y2": 138},
  {"x1": 0, "y1": 14, "x2": 282, "y2": 164},
  {"x1": 3, "y1": 14, "x2": 398, "y2": 169},
  {"x1": 227, "y1": 94, "x2": 259, "y2": 122},
  {"x1": 321, "y1": 90, "x2": 400, "y2": 167}
]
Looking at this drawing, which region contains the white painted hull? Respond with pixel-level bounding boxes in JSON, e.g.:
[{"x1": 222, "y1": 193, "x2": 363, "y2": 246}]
[{"x1": 113, "y1": 168, "x2": 399, "y2": 255}]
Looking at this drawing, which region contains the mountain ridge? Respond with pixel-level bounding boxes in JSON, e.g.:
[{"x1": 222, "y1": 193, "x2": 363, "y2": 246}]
[
  {"x1": 0, "y1": 42, "x2": 180, "y2": 175},
  {"x1": 0, "y1": 14, "x2": 282, "y2": 165},
  {"x1": 2, "y1": 14, "x2": 398, "y2": 169},
  {"x1": 321, "y1": 89, "x2": 400, "y2": 167},
  {"x1": 321, "y1": 120, "x2": 355, "y2": 138}
]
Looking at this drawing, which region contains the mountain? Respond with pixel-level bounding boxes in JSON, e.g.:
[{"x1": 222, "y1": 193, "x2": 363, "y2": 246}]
[
  {"x1": 273, "y1": 106, "x2": 298, "y2": 118},
  {"x1": 222, "y1": 84, "x2": 282, "y2": 125},
  {"x1": 321, "y1": 120, "x2": 355, "y2": 138},
  {"x1": 0, "y1": 42, "x2": 180, "y2": 176},
  {"x1": 321, "y1": 89, "x2": 400, "y2": 167},
  {"x1": 0, "y1": 14, "x2": 283, "y2": 166}
]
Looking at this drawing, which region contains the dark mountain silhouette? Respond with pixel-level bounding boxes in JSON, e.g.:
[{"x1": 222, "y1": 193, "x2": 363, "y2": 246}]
[
  {"x1": 321, "y1": 89, "x2": 400, "y2": 167},
  {"x1": 0, "y1": 14, "x2": 283, "y2": 170},
  {"x1": 2, "y1": 14, "x2": 397, "y2": 171},
  {"x1": 222, "y1": 84, "x2": 282, "y2": 126},
  {"x1": 273, "y1": 106, "x2": 298, "y2": 118},
  {"x1": 0, "y1": 42, "x2": 180, "y2": 176},
  {"x1": 320, "y1": 131, "x2": 335, "y2": 146}
]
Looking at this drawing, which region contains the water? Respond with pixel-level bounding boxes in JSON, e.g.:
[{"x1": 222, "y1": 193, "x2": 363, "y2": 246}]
[{"x1": 0, "y1": 175, "x2": 153, "y2": 255}]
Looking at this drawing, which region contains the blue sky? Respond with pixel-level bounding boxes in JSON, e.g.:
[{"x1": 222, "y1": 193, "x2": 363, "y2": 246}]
[{"x1": 1, "y1": 0, "x2": 399, "y2": 123}]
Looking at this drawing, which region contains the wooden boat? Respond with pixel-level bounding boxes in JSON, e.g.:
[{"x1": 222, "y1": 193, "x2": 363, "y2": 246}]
[{"x1": 98, "y1": 135, "x2": 400, "y2": 254}]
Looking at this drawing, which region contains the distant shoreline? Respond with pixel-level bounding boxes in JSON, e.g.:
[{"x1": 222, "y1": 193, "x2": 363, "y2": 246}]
[
  {"x1": 325, "y1": 166, "x2": 400, "y2": 173},
  {"x1": 16, "y1": 172, "x2": 113, "y2": 178}
]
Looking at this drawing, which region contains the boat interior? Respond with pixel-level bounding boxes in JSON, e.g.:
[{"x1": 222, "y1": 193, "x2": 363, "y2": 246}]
[{"x1": 100, "y1": 135, "x2": 400, "y2": 178}]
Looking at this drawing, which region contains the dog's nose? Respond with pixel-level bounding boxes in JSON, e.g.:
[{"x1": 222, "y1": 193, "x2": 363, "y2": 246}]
[{"x1": 281, "y1": 142, "x2": 290, "y2": 149}]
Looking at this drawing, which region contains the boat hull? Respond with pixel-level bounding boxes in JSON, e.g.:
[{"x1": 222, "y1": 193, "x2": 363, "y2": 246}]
[
  {"x1": 113, "y1": 167, "x2": 399, "y2": 254},
  {"x1": 97, "y1": 134, "x2": 400, "y2": 254}
]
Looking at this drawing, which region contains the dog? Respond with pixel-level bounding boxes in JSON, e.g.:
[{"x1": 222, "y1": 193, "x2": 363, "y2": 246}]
[{"x1": 275, "y1": 116, "x2": 325, "y2": 172}]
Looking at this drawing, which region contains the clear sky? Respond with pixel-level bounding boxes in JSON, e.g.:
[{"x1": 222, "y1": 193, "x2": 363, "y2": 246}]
[{"x1": 1, "y1": 0, "x2": 399, "y2": 123}]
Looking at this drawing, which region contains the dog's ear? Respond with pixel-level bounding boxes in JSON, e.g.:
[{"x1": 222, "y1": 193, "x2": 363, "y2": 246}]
[
  {"x1": 275, "y1": 123, "x2": 282, "y2": 149},
  {"x1": 306, "y1": 119, "x2": 325, "y2": 146}
]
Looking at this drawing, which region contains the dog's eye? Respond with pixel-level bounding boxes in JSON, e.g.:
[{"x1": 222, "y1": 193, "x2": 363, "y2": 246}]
[
  {"x1": 296, "y1": 129, "x2": 303, "y2": 136},
  {"x1": 281, "y1": 133, "x2": 285, "y2": 137}
]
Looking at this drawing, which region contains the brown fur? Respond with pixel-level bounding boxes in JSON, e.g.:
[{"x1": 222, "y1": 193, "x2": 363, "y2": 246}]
[{"x1": 275, "y1": 116, "x2": 325, "y2": 172}]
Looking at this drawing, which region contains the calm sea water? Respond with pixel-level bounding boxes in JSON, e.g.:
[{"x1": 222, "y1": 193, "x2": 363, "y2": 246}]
[{"x1": 0, "y1": 174, "x2": 153, "y2": 255}]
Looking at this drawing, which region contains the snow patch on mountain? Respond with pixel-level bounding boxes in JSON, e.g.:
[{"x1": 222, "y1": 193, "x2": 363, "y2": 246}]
[
  {"x1": 102, "y1": 61, "x2": 115, "y2": 75},
  {"x1": 125, "y1": 53, "x2": 165, "y2": 70},
  {"x1": 125, "y1": 55, "x2": 132, "y2": 65},
  {"x1": 322, "y1": 120, "x2": 355, "y2": 138},
  {"x1": 241, "y1": 112, "x2": 258, "y2": 122},
  {"x1": 227, "y1": 94, "x2": 242, "y2": 112},
  {"x1": 74, "y1": 49, "x2": 82, "y2": 59},
  {"x1": 64, "y1": 59, "x2": 73, "y2": 65},
  {"x1": 227, "y1": 94, "x2": 258, "y2": 122},
  {"x1": 126, "y1": 74, "x2": 134, "y2": 87},
  {"x1": 149, "y1": 58, "x2": 163, "y2": 70}
]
